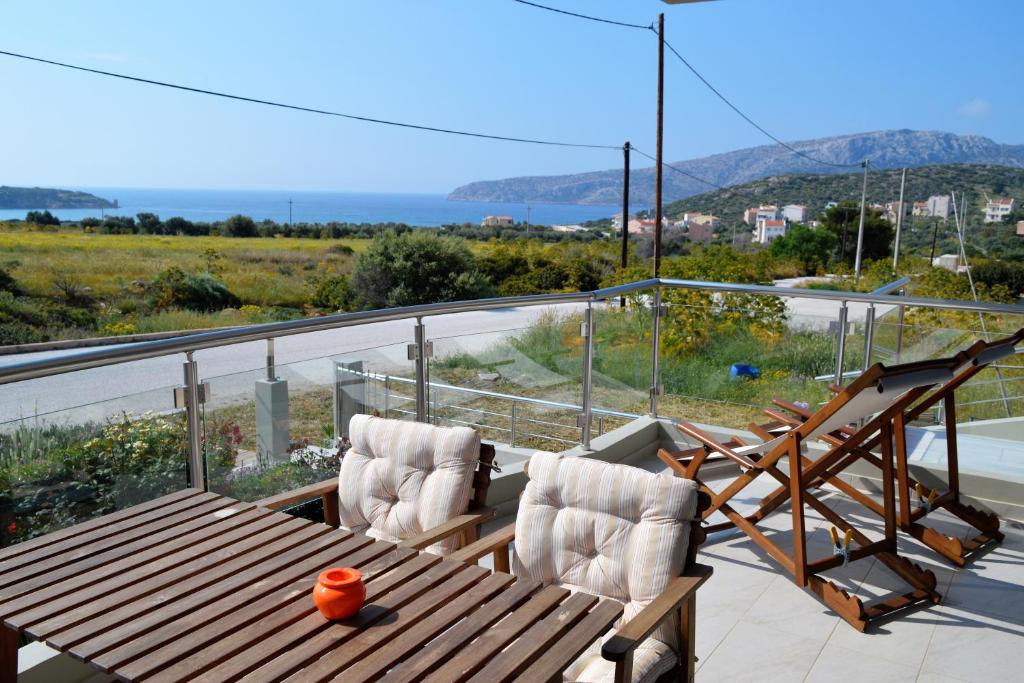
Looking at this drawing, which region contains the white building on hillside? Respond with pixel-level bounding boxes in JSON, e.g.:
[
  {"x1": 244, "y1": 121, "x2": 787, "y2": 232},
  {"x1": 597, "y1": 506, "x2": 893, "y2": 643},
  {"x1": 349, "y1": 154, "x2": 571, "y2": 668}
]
[
  {"x1": 782, "y1": 204, "x2": 807, "y2": 223},
  {"x1": 926, "y1": 195, "x2": 952, "y2": 219},
  {"x1": 753, "y1": 218, "x2": 788, "y2": 244},
  {"x1": 481, "y1": 215, "x2": 514, "y2": 227},
  {"x1": 985, "y1": 198, "x2": 1015, "y2": 223}
]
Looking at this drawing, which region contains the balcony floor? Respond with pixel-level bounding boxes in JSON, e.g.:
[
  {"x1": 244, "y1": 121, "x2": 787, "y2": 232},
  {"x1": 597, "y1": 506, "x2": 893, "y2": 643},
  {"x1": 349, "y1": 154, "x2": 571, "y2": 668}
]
[{"x1": 483, "y1": 456, "x2": 1024, "y2": 683}]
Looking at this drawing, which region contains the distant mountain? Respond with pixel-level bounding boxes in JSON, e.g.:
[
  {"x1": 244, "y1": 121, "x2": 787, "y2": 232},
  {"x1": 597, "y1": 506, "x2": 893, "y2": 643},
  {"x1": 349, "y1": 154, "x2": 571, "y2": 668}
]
[
  {"x1": 663, "y1": 164, "x2": 1024, "y2": 224},
  {"x1": 448, "y1": 130, "x2": 1024, "y2": 207},
  {"x1": 0, "y1": 186, "x2": 116, "y2": 210}
]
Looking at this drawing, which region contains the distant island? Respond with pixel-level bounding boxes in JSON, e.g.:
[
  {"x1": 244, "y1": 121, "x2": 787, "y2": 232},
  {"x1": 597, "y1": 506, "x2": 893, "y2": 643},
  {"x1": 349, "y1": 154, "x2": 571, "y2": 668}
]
[{"x1": 0, "y1": 186, "x2": 117, "y2": 210}]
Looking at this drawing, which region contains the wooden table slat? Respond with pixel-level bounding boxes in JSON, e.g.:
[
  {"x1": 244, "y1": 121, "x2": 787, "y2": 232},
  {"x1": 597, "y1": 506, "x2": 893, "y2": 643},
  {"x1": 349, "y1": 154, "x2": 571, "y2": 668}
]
[
  {"x1": 333, "y1": 572, "x2": 517, "y2": 683},
  {"x1": 143, "y1": 547, "x2": 433, "y2": 683},
  {"x1": 192, "y1": 558, "x2": 467, "y2": 683},
  {"x1": 275, "y1": 565, "x2": 492, "y2": 683},
  {"x1": 0, "y1": 488, "x2": 203, "y2": 563},
  {"x1": 421, "y1": 584, "x2": 571, "y2": 683},
  {"x1": 378, "y1": 578, "x2": 542, "y2": 683},
  {"x1": 41, "y1": 515, "x2": 317, "y2": 647},
  {"x1": 517, "y1": 599, "x2": 624, "y2": 682},
  {"x1": 0, "y1": 504, "x2": 267, "y2": 624},
  {"x1": 95, "y1": 532, "x2": 382, "y2": 676},
  {"x1": 0, "y1": 496, "x2": 241, "y2": 599},
  {"x1": 0, "y1": 490, "x2": 218, "y2": 574},
  {"x1": 8, "y1": 507, "x2": 284, "y2": 635},
  {"x1": 465, "y1": 591, "x2": 600, "y2": 683},
  {"x1": 59, "y1": 516, "x2": 337, "y2": 656}
]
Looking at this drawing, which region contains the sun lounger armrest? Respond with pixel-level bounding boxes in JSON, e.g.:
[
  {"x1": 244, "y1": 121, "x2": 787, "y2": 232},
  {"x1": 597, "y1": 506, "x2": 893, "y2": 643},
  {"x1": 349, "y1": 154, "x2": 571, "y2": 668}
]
[
  {"x1": 400, "y1": 508, "x2": 497, "y2": 550},
  {"x1": 771, "y1": 398, "x2": 813, "y2": 419},
  {"x1": 449, "y1": 522, "x2": 516, "y2": 571},
  {"x1": 675, "y1": 420, "x2": 757, "y2": 469},
  {"x1": 601, "y1": 564, "x2": 713, "y2": 662},
  {"x1": 255, "y1": 478, "x2": 340, "y2": 526}
]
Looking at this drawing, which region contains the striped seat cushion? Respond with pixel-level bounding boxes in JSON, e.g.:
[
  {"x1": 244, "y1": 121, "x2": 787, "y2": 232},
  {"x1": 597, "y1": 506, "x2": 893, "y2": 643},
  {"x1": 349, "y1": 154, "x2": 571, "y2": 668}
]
[
  {"x1": 337, "y1": 415, "x2": 480, "y2": 555},
  {"x1": 512, "y1": 451, "x2": 698, "y2": 682}
]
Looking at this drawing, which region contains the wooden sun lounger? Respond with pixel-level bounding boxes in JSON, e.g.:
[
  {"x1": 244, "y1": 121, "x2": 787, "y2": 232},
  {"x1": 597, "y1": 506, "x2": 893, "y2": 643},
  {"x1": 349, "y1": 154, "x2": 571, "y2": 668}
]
[
  {"x1": 755, "y1": 329, "x2": 1023, "y2": 567},
  {"x1": 659, "y1": 357, "x2": 961, "y2": 632}
]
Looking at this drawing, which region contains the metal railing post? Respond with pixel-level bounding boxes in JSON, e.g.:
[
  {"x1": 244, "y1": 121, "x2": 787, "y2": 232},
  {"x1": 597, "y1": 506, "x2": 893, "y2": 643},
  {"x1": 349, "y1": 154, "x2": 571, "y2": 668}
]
[
  {"x1": 413, "y1": 318, "x2": 428, "y2": 423},
  {"x1": 509, "y1": 400, "x2": 517, "y2": 447},
  {"x1": 862, "y1": 304, "x2": 876, "y2": 372},
  {"x1": 895, "y1": 288, "x2": 906, "y2": 362},
  {"x1": 265, "y1": 338, "x2": 276, "y2": 380},
  {"x1": 182, "y1": 352, "x2": 205, "y2": 490},
  {"x1": 650, "y1": 286, "x2": 662, "y2": 417},
  {"x1": 833, "y1": 302, "x2": 849, "y2": 386},
  {"x1": 579, "y1": 304, "x2": 595, "y2": 450},
  {"x1": 383, "y1": 375, "x2": 391, "y2": 418}
]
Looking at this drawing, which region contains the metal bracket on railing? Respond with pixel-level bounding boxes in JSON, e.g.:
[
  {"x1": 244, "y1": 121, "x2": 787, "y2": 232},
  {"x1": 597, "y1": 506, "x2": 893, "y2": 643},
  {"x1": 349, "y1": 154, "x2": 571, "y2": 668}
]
[
  {"x1": 407, "y1": 341, "x2": 434, "y2": 360},
  {"x1": 173, "y1": 382, "x2": 210, "y2": 408}
]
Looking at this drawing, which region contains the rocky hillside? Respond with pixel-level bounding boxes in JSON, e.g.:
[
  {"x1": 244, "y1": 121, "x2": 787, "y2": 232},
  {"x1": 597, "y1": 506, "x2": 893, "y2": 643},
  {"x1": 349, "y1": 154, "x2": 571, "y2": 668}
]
[
  {"x1": 0, "y1": 186, "x2": 116, "y2": 210},
  {"x1": 448, "y1": 130, "x2": 1024, "y2": 206}
]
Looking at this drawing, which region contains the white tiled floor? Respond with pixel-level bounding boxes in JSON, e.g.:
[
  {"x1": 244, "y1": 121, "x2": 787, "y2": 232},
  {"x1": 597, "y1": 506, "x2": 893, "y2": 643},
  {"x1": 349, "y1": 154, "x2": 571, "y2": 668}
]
[
  {"x1": 681, "y1": 469, "x2": 1024, "y2": 683},
  {"x1": 483, "y1": 457, "x2": 1024, "y2": 683}
]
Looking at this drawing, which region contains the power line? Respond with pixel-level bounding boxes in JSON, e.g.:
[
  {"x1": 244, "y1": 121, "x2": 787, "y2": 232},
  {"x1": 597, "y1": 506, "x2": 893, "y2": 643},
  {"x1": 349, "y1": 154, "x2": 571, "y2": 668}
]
[
  {"x1": 511, "y1": 0, "x2": 862, "y2": 169},
  {"x1": 510, "y1": 0, "x2": 652, "y2": 30},
  {"x1": 659, "y1": 38, "x2": 861, "y2": 168},
  {"x1": 0, "y1": 49, "x2": 620, "y2": 151},
  {"x1": 631, "y1": 146, "x2": 722, "y2": 190}
]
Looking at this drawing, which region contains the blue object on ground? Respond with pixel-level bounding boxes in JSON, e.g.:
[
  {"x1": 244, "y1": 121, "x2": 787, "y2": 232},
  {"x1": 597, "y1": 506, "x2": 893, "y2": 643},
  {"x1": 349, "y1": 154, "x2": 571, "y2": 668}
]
[{"x1": 729, "y1": 363, "x2": 761, "y2": 380}]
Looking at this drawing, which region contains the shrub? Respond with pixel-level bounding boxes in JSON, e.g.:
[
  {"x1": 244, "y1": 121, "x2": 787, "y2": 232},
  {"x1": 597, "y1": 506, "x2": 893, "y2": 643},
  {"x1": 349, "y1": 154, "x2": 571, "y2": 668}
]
[
  {"x1": 150, "y1": 267, "x2": 240, "y2": 312},
  {"x1": 0, "y1": 267, "x2": 17, "y2": 294},
  {"x1": 350, "y1": 231, "x2": 494, "y2": 309},
  {"x1": 308, "y1": 274, "x2": 353, "y2": 311},
  {"x1": 25, "y1": 210, "x2": 60, "y2": 226},
  {"x1": 221, "y1": 214, "x2": 258, "y2": 238}
]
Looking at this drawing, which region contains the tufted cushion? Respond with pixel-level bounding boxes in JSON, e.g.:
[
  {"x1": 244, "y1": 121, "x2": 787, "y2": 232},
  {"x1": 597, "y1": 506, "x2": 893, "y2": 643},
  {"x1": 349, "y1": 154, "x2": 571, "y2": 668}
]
[
  {"x1": 337, "y1": 415, "x2": 481, "y2": 555},
  {"x1": 512, "y1": 451, "x2": 698, "y2": 682}
]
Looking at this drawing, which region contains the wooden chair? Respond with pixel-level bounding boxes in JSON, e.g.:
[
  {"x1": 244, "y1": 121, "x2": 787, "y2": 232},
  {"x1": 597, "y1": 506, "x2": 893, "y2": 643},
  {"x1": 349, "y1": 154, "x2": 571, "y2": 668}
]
[
  {"x1": 747, "y1": 329, "x2": 1023, "y2": 566},
  {"x1": 257, "y1": 415, "x2": 497, "y2": 554},
  {"x1": 659, "y1": 357, "x2": 960, "y2": 632},
  {"x1": 452, "y1": 451, "x2": 713, "y2": 683}
]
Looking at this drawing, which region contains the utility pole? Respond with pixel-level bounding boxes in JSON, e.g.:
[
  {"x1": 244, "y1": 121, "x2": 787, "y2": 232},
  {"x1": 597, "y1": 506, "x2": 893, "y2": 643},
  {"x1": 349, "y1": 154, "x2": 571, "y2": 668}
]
[
  {"x1": 853, "y1": 159, "x2": 869, "y2": 280},
  {"x1": 929, "y1": 219, "x2": 939, "y2": 264},
  {"x1": 892, "y1": 167, "x2": 906, "y2": 272},
  {"x1": 288, "y1": 199, "x2": 293, "y2": 226},
  {"x1": 653, "y1": 12, "x2": 665, "y2": 277},
  {"x1": 620, "y1": 141, "x2": 631, "y2": 308},
  {"x1": 526, "y1": 205, "x2": 531, "y2": 236}
]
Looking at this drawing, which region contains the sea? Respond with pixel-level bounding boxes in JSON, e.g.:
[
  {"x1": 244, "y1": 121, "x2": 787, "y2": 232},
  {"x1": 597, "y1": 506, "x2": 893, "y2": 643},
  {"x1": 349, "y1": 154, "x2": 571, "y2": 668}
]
[{"x1": 0, "y1": 187, "x2": 616, "y2": 227}]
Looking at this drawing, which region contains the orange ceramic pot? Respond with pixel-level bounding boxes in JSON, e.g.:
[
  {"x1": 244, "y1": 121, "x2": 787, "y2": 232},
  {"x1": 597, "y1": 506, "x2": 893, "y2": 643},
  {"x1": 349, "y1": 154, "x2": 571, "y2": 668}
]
[{"x1": 313, "y1": 567, "x2": 365, "y2": 620}]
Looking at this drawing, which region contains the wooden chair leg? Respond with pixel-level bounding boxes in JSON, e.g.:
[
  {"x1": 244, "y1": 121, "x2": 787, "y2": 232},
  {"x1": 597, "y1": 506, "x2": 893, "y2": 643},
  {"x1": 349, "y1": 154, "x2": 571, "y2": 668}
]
[
  {"x1": 679, "y1": 597, "x2": 696, "y2": 683},
  {"x1": 493, "y1": 545, "x2": 510, "y2": 574},
  {"x1": 2, "y1": 626, "x2": 17, "y2": 683},
  {"x1": 614, "y1": 651, "x2": 634, "y2": 683},
  {"x1": 322, "y1": 491, "x2": 340, "y2": 528}
]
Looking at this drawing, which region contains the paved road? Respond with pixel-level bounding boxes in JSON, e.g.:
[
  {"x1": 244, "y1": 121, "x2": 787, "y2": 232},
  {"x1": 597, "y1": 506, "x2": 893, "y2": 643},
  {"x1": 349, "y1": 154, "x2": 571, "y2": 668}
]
[
  {"x1": 0, "y1": 305, "x2": 583, "y2": 425},
  {"x1": 0, "y1": 286, "x2": 884, "y2": 426}
]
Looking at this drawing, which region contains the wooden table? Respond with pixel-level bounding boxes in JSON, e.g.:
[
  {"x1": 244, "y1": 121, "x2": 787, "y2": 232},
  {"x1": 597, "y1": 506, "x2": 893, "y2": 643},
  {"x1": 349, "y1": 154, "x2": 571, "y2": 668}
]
[{"x1": 0, "y1": 488, "x2": 622, "y2": 682}]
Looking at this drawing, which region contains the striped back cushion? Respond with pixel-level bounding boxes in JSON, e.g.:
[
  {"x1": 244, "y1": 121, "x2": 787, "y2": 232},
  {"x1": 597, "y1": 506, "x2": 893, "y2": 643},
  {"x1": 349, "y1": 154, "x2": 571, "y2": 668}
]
[
  {"x1": 337, "y1": 415, "x2": 480, "y2": 555},
  {"x1": 512, "y1": 451, "x2": 698, "y2": 651}
]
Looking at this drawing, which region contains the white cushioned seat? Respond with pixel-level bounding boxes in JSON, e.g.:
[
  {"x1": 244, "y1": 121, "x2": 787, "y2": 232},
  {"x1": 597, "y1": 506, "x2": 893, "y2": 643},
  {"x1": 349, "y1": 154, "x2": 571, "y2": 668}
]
[
  {"x1": 512, "y1": 451, "x2": 699, "y2": 683},
  {"x1": 337, "y1": 415, "x2": 481, "y2": 555}
]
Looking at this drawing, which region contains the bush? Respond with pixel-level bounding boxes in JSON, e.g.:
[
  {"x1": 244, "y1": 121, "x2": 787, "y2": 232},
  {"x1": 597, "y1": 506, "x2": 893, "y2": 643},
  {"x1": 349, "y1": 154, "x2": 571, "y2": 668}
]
[
  {"x1": 150, "y1": 267, "x2": 240, "y2": 312},
  {"x1": 25, "y1": 210, "x2": 60, "y2": 226},
  {"x1": 0, "y1": 267, "x2": 17, "y2": 294},
  {"x1": 221, "y1": 214, "x2": 258, "y2": 238},
  {"x1": 308, "y1": 274, "x2": 353, "y2": 311},
  {"x1": 350, "y1": 231, "x2": 494, "y2": 309}
]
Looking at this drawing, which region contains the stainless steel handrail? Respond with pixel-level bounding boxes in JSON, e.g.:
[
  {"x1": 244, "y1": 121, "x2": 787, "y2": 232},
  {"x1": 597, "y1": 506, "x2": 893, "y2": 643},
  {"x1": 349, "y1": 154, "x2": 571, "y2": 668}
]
[{"x1": 2, "y1": 277, "x2": 1020, "y2": 385}]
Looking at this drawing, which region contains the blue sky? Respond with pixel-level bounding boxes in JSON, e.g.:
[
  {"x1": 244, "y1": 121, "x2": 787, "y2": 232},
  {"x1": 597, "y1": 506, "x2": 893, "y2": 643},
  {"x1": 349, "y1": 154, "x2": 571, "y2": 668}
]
[{"x1": 1, "y1": 0, "x2": 1020, "y2": 193}]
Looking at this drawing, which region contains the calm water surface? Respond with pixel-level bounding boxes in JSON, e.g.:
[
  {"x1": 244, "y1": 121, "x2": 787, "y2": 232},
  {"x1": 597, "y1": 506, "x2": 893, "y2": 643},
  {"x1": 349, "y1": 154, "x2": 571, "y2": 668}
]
[{"x1": 0, "y1": 188, "x2": 615, "y2": 227}]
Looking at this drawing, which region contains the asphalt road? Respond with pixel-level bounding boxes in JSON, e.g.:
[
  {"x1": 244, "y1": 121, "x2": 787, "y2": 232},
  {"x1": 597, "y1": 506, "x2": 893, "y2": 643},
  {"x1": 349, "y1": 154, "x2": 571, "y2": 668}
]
[
  {"x1": 0, "y1": 289, "x2": 884, "y2": 427},
  {"x1": 0, "y1": 305, "x2": 583, "y2": 425}
]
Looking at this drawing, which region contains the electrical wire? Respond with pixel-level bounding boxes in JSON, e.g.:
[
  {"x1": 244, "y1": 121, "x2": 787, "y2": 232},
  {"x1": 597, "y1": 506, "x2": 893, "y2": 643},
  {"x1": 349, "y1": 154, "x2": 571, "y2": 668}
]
[
  {"x1": 630, "y1": 146, "x2": 722, "y2": 190},
  {"x1": 659, "y1": 38, "x2": 861, "y2": 168},
  {"x1": 510, "y1": 0, "x2": 652, "y2": 30},
  {"x1": 0, "y1": 49, "x2": 620, "y2": 151}
]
